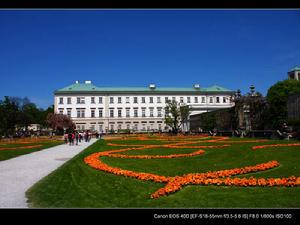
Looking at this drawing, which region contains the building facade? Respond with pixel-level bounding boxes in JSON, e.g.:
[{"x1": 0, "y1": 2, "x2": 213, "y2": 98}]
[{"x1": 54, "y1": 81, "x2": 235, "y2": 133}]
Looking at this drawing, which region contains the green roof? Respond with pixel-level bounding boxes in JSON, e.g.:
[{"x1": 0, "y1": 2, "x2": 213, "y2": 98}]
[
  {"x1": 54, "y1": 83, "x2": 234, "y2": 94},
  {"x1": 289, "y1": 67, "x2": 300, "y2": 72}
]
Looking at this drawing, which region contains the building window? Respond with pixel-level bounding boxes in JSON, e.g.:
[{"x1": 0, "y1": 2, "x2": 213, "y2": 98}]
[
  {"x1": 77, "y1": 97, "x2": 85, "y2": 104},
  {"x1": 141, "y1": 97, "x2": 145, "y2": 103},
  {"x1": 216, "y1": 97, "x2": 220, "y2": 103},
  {"x1": 157, "y1": 97, "x2": 161, "y2": 103},
  {"x1": 110, "y1": 124, "x2": 114, "y2": 131},
  {"x1": 157, "y1": 107, "x2": 162, "y2": 117},
  {"x1": 142, "y1": 108, "x2": 146, "y2": 117},
  {"x1": 187, "y1": 97, "x2": 191, "y2": 103},
  {"x1": 118, "y1": 124, "x2": 122, "y2": 130},
  {"x1": 165, "y1": 97, "x2": 169, "y2": 103},
  {"x1": 149, "y1": 97, "x2": 153, "y2": 103},
  {"x1": 99, "y1": 97, "x2": 103, "y2": 104},
  {"x1": 194, "y1": 97, "x2": 198, "y2": 103},
  {"x1": 209, "y1": 97, "x2": 213, "y2": 103},
  {"x1": 126, "y1": 108, "x2": 130, "y2": 118},
  {"x1": 223, "y1": 97, "x2": 227, "y2": 103},
  {"x1": 142, "y1": 123, "x2": 146, "y2": 131},
  {"x1": 59, "y1": 97, "x2": 63, "y2": 104},
  {"x1": 67, "y1": 97, "x2": 71, "y2": 104},
  {"x1": 158, "y1": 123, "x2": 162, "y2": 131},
  {"x1": 91, "y1": 109, "x2": 95, "y2": 118},
  {"x1": 126, "y1": 124, "x2": 130, "y2": 130},
  {"x1": 77, "y1": 109, "x2": 85, "y2": 118},
  {"x1": 126, "y1": 97, "x2": 130, "y2": 103},
  {"x1": 118, "y1": 109, "x2": 122, "y2": 118},
  {"x1": 118, "y1": 97, "x2": 122, "y2": 104},
  {"x1": 134, "y1": 108, "x2": 138, "y2": 117},
  {"x1": 180, "y1": 97, "x2": 184, "y2": 103},
  {"x1": 91, "y1": 97, "x2": 95, "y2": 104},
  {"x1": 134, "y1": 97, "x2": 138, "y2": 104},
  {"x1": 172, "y1": 97, "x2": 176, "y2": 101},
  {"x1": 99, "y1": 124, "x2": 103, "y2": 132},
  {"x1": 110, "y1": 97, "x2": 114, "y2": 104},
  {"x1": 134, "y1": 123, "x2": 138, "y2": 131},
  {"x1": 201, "y1": 97, "x2": 206, "y2": 103},
  {"x1": 110, "y1": 109, "x2": 114, "y2": 118},
  {"x1": 67, "y1": 109, "x2": 71, "y2": 117},
  {"x1": 149, "y1": 108, "x2": 154, "y2": 117},
  {"x1": 59, "y1": 108, "x2": 63, "y2": 114},
  {"x1": 99, "y1": 109, "x2": 103, "y2": 118},
  {"x1": 91, "y1": 125, "x2": 95, "y2": 131}
]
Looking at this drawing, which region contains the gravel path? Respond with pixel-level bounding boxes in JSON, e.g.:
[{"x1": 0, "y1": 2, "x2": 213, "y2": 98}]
[{"x1": 0, "y1": 139, "x2": 97, "y2": 208}]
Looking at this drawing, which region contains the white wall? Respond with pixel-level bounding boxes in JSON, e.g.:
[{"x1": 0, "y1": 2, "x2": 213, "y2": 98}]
[{"x1": 55, "y1": 93, "x2": 234, "y2": 132}]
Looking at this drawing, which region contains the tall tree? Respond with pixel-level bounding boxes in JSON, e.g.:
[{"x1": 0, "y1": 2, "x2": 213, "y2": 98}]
[
  {"x1": 40, "y1": 105, "x2": 54, "y2": 128},
  {"x1": 266, "y1": 79, "x2": 300, "y2": 129},
  {"x1": 46, "y1": 113, "x2": 75, "y2": 134},
  {"x1": 0, "y1": 96, "x2": 20, "y2": 136},
  {"x1": 164, "y1": 100, "x2": 191, "y2": 134}
]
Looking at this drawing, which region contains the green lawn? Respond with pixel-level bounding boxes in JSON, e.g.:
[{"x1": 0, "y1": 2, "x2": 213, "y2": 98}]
[
  {"x1": 0, "y1": 140, "x2": 64, "y2": 161},
  {"x1": 26, "y1": 136, "x2": 300, "y2": 208}
]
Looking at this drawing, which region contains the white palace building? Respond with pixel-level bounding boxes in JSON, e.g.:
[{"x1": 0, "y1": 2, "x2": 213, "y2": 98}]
[{"x1": 54, "y1": 81, "x2": 235, "y2": 133}]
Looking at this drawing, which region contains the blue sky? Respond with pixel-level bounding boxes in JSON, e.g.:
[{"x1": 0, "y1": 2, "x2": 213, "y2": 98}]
[{"x1": 0, "y1": 9, "x2": 299, "y2": 109}]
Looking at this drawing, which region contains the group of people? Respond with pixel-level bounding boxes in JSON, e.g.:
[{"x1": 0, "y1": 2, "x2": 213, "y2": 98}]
[{"x1": 64, "y1": 130, "x2": 101, "y2": 146}]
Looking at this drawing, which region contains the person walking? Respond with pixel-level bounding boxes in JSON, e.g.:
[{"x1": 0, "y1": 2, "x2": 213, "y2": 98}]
[
  {"x1": 68, "y1": 132, "x2": 72, "y2": 146},
  {"x1": 71, "y1": 132, "x2": 75, "y2": 145},
  {"x1": 75, "y1": 132, "x2": 79, "y2": 145},
  {"x1": 88, "y1": 131, "x2": 92, "y2": 142},
  {"x1": 84, "y1": 131, "x2": 88, "y2": 142},
  {"x1": 79, "y1": 132, "x2": 82, "y2": 143},
  {"x1": 64, "y1": 133, "x2": 68, "y2": 144}
]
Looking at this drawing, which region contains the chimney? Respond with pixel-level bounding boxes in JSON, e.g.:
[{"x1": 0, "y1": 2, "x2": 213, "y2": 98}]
[
  {"x1": 193, "y1": 84, "x2": 200, "y2": 89},
  {"x1": 149, "y1": 84, "x2": 156, "y2": 89},
  {"x1": 85, "y1": 80, "x2": 92, "y2": 84},
  {"x1": 75, "y1": 80, "x2": 79, "y2": 84}
]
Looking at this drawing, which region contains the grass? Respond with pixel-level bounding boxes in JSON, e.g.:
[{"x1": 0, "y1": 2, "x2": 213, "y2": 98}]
[
  {"x1": 0, "y1": 139, "x2": 64, "y2": 161},
  {"x1": 26, "y1": 136, "x2": 300, "y2": 208}
]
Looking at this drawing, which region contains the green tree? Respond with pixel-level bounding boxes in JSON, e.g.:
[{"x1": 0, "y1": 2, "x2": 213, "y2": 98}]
[
  {"x1": 19, "y1": 103, "x2": 40, "y2": 130},
  {"x1": 164, "y1": 100, "x2": 191, "y2": 134},
  {"x1": 266, "y1": 79, "x2": 300, "y2": 129},
  {"x1": 0, "y1": 96, "x2": 20, "y2": 136},
  {"x1": 40, "y1": 105, "x2": 54, "y2": 128}
]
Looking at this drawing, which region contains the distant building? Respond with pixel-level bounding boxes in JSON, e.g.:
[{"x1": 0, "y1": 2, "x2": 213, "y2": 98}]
[
  {"x1": 288, "y1": 93, "x2": 300, "y2": 120},
  {"x1": 54, "y1": 81, "x2": 235, "y2": 133},
  {"x1": 288, "y1": 67, "x2": 300, "y2": 80}
]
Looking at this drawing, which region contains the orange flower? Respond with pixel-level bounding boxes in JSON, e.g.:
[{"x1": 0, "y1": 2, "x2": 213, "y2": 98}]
[
  {"x1": 253, "y1": 143, "x2": 300, "y2": 150},
  {"x1": 84, "y1": 135, "x2": 300, "y2": 199},
  {"x1": 0, "y1": 145, "x2": 43, "y2": 151}
]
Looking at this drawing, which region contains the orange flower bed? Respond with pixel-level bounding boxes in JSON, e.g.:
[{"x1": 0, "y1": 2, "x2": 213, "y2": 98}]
[
  {"x1": 109, "y1": 150, "x2": 206, "y2": 159},
  {"x1": 0, "y1": 145, "x2": 43, "y2": 151},
  {"x1": 84, "y1": 135, "x2": 300, "y2": 199},
  {"x1": 253, "y1": 143, "x2": 300, "y2": 150}
]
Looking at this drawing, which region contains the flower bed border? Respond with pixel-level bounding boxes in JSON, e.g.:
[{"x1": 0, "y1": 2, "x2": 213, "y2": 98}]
[{"x1": 84, "y1": 136, "x2": 300, "y2": 199}]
